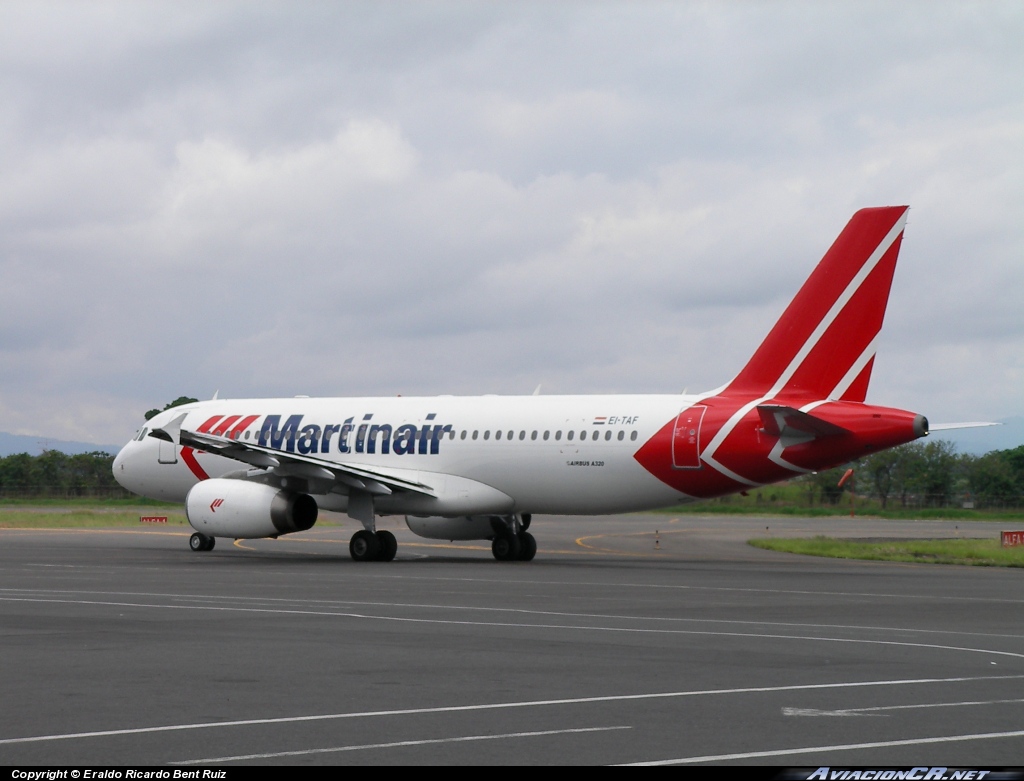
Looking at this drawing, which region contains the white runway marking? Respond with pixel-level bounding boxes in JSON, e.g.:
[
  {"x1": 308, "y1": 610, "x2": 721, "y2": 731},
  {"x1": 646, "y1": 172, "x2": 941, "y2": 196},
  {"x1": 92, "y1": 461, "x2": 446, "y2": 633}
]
[
  {"x1": 2, "y1": 594, "x2": 1023, "y2": 662},
  {"x1": 3, "y1": 586, "x2": 1022, "y2": 641},
  {"x1": 0, "y1": 675, "x2": 1018, "y2": 746},
  {"x1": 173, "y1": 725, "x2": 632, "y2": 764},
  {"x1": 783, "y1": 697, "x2": 1024, "y2": 717},
  {"x1": 622, "y1": 728, "x2": 1024, "y2": 765},
  {"x1": 7, "y1": 559, "x2": 1024, "y2": 606},
  {"x1": 349, "y1": 572, "x2": 1024, "y2": 606}
]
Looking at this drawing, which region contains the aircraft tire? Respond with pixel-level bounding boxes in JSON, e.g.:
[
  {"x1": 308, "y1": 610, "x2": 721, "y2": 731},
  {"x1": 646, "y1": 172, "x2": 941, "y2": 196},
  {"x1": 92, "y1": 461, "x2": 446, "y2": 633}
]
[
  {"x1": 517, "y1": 532, "x2": 536, "y2": 561},
  {"x1": 189, "y1": 533, "x2": 204, "y2": 552},
  {"x1": 376, "y1": 530, "x2": 398, "y2": 562},
  {"x1": 205, "y1": 536, "x2": 216, "y2": 551},
  {"x1": 491, "y1": 534, "x2": 521, "y2": 562},
  {"x1": 350, "y1": 529, "x2": 381, "y2": 562}
]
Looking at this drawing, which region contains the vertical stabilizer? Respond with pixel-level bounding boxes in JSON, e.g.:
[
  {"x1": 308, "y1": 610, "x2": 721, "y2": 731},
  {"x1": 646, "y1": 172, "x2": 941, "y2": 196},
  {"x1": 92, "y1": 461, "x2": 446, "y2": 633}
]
[{"x1": 726, "y1": 206, "x2": 908, "y2": 402}]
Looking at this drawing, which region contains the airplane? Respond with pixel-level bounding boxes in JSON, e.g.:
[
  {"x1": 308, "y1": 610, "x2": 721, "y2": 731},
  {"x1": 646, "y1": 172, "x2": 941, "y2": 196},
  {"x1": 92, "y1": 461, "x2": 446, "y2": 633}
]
[{"x1": 113, "y1": 205, "x2": 930, "y2": 562}]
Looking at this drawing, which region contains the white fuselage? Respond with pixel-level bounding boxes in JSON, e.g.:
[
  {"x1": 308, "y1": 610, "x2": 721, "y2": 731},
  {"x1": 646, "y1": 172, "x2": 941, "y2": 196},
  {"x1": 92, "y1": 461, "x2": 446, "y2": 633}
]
[{"x1": 113, "y1": 394, "x2": 697, "y2": 515}]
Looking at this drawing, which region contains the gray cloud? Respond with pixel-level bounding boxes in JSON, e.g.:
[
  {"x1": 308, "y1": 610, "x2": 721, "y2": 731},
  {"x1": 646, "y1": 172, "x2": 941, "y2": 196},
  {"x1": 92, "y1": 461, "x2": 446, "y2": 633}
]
[{"x1": 0, "y1": 1, "x2": 1021, "y2": 443}]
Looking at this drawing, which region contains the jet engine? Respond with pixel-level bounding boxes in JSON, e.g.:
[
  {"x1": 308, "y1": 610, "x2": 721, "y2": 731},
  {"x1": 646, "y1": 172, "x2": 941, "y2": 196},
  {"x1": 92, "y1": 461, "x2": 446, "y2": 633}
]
[{"x1": 186, "y1": 478, "x2": 318, "y2": 539}]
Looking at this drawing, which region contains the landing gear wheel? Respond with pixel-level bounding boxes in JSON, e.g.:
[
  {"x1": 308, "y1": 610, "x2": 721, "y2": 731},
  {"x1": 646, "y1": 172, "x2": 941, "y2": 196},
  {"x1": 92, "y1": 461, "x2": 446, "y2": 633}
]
[
  {"x1": 376, "y1": 530, "x2": 398, "y2": 562},
  {"x1": 350, "y1": 529, "x2": 381, "y2": 562},
  {"x1": 517, "y1": 531, "x2": 536, "y2": 561},
  {"x1": 190, "y1": 533, "x2": 214, "y2": 552},
  {"x1": 491, "y1": 534, "x2": 522, "y2": 562}
]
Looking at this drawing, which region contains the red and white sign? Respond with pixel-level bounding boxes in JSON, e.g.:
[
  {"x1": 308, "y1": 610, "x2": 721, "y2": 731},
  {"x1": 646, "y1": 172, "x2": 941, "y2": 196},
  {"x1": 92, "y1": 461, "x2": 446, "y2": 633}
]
[
  {"x1": 140, "y1": 515, "x2": 168, "y2": 524},
  {"x1": 1001, "y1": 531, "x2": 1024, "y2": 547}
]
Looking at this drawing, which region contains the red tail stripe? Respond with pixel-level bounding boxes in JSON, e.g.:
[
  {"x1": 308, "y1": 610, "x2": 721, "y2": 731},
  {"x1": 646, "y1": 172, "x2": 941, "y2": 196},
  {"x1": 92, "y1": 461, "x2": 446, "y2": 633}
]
[
  {"x1": 777, "y1": 239, "x2": 900, "y2": 400},
  {"x1": 727, "y1": 206, "x2": 907, "y2": 398}
]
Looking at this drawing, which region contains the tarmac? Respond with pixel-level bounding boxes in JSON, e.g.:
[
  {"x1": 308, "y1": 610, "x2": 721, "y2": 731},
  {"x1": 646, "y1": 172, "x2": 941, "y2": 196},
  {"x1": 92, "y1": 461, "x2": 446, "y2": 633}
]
[{"x1": 0, "y1": 512, "x2": 1021, "y2": 766}]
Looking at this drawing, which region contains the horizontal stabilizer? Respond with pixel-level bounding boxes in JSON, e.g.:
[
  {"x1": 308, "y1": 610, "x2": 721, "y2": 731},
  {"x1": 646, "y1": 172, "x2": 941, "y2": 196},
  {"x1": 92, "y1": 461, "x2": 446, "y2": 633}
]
[
  {"x1": 757, "y1": 404, "x2": 850, "y2": 447},
  {"x1": 929, "y1": 421, "x2": 1000, "y2": 431}
]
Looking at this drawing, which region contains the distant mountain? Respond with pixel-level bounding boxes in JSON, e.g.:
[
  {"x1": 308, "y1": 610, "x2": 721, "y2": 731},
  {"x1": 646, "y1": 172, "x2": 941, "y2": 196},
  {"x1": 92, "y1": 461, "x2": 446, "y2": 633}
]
[
  {"x1": 929, "y1": 416, "x2": 1024, "y2": 456},
  {"x1": 0, "y1": 431, "x2": 121, "y2": 458}
]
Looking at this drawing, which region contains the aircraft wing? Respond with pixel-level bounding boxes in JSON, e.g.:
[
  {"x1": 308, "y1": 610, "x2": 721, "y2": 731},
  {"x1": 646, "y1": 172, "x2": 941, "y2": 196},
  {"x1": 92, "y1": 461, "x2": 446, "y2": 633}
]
[{"x1": 148, "y1": 413, "x2": 435, "y2": 497}]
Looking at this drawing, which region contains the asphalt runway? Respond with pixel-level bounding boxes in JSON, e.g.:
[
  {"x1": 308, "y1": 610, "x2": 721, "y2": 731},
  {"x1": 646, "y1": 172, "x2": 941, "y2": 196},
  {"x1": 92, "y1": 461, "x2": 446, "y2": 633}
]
[{"x1": 0, "y1": 512, "x2": 1022, "y2": 766}]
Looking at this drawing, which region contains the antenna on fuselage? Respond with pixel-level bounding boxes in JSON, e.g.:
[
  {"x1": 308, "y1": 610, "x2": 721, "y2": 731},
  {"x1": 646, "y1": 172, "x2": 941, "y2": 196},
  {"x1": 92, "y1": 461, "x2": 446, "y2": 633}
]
[
  {"x1": 212, "y1": 390, "x2": 219, "y2": 400},
  {"x1": 532, "y1": 384, "x2": 542, "y2": 396}
]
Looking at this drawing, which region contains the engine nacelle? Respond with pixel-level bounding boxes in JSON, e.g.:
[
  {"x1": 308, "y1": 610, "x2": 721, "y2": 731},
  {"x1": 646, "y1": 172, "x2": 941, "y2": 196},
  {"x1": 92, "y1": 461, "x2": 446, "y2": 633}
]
[
  {"x1": 405, "y1": 515, "x2": 500, "y2": 541},
  {"x1": 186, "y1": 479, "x2": 318, "y2": 539}
]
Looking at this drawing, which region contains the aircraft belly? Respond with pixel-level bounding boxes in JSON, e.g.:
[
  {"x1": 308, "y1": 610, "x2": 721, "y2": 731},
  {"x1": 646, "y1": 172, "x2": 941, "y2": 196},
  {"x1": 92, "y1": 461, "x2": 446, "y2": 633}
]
[{"x1": 433, "y1": 449, "x2": 683, "y2": 515}]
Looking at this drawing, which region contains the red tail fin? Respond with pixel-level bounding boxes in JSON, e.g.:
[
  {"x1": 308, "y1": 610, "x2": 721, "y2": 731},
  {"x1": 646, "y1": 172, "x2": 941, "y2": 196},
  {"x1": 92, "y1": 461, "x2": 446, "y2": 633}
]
[{"x1": 726, "y1": 206, "x2": 909, "y2": 402}]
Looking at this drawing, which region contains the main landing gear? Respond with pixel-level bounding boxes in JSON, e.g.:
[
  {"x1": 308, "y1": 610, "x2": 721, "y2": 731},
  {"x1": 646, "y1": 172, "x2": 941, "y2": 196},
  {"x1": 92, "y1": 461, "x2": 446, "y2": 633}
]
[
  {"x1": 488, "y1": 512, "x2": 536, "y2": 562},
  {"x1": 189, "y1": 533, "x2": 215, "y2": 552},
  {"x1": 349, "y1": 529, "x2": 398, "y2": 562},
  {"x1": 491, "y1": 530, "x2": 536, "y2": 562}
]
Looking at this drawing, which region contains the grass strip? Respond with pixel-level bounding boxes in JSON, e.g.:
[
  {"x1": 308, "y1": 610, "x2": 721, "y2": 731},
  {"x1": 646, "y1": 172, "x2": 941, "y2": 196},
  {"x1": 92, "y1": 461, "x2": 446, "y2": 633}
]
[
  {"x1": 0, "y1": 511, "x2": 190, "y2": 528},
  {"x1": 749, "y1": 536, "x2": 1024, "y2": 567}
]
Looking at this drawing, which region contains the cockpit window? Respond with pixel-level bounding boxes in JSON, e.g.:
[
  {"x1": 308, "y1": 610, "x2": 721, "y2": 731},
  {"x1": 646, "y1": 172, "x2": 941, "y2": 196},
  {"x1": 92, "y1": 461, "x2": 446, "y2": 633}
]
[{"x1": 136, "y1": 428, "x2": 148, "y2": 441}]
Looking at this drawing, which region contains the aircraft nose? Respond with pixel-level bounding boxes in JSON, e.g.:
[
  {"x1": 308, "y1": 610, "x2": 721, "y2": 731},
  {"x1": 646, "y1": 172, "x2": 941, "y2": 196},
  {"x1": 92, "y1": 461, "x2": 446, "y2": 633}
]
[{"x1": 112, "y1": 442, "x2": 131, "y2": 489}]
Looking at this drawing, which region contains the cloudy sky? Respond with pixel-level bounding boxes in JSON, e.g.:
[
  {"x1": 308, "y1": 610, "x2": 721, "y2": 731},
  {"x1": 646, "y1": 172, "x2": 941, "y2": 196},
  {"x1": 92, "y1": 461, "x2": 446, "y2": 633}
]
[{"x1": 1, "y1": 1, "x2": 1021, "y2": 446}]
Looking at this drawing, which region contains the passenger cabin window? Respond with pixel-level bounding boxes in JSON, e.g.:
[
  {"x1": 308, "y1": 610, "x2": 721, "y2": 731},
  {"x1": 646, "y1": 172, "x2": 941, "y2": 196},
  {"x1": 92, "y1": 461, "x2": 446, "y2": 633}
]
[
  {"x1": 543, "y1": 431, "x2": 549, "y2": 440},
  {"x1": 630, "y1": 431, "x2": 638, "y2": 441},
  {"x1": 496, "y1": 430, "x2": 502, "y2": 440},
  {"x1": 473, "y1": 430, "x2": 479, "y2": 440},
  {"x1": 617, "y1": 430, "x2": 624, "y2": 441},
  {"x1": 555, "y1": 431, "x2": 561, "y2": 440},
  {"x1": 567, "y1": 430, "x2": 574, "y2": 441},
  {"x1": 483, "y1": 430, "x2": 490, "y2": 440},
  {"x1": 519, "y1": 431, "x2": 526, "y2": 441}
]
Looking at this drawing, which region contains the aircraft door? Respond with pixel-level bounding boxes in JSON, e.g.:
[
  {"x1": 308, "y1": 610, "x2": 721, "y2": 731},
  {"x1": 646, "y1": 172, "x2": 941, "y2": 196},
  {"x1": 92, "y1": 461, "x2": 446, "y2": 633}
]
[
  {"x1": 158, "y1": 440, "x2": 178, "y2": 464},
  {"x1": 672, "y1": 405, "x2": 706, "y2": 469}
]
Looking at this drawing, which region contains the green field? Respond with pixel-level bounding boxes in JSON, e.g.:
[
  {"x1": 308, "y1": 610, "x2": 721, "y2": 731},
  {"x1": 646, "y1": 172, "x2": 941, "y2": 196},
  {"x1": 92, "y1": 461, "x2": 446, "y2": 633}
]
[
  {"x1": 660, "y1": 482, "x2": 1024, "y2": 521},
  {"x1": 749, "y1": 536, "x2": 1024, "y2": 567}
]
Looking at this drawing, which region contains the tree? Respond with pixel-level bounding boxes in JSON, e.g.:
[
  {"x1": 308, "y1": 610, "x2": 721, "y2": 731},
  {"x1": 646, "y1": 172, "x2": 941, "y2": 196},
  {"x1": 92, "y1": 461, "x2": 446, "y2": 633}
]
[
  {"x1": 965, "y1": 452, "x2": 1017, "y2": 507},
  {"x1": 145, "y1": 396, "x2": 199, "y2": 421},
  {"x1": 863, "y1": 448, "x2": 900, "y2": 508},
  {"x1": 917, "y1": 440, "x2": 958, "y2": 506}
]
